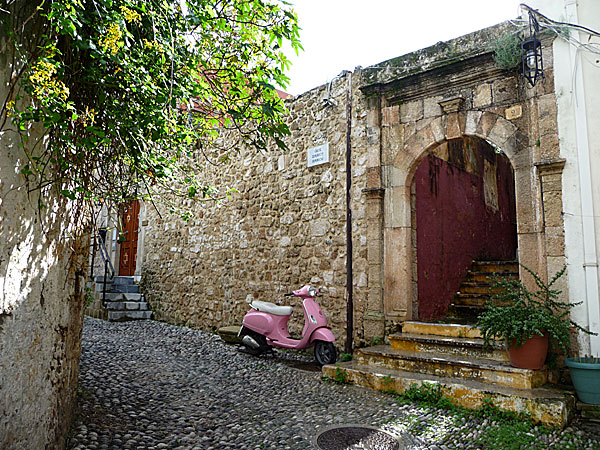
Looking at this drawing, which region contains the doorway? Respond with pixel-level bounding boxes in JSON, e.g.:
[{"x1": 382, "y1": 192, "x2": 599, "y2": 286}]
[
  {"x1": 414, "y1": 137, "x2": 517, "y2": 320},
  {"x1": 119, "y1": 200, "x2": 140, "y2": 276}
]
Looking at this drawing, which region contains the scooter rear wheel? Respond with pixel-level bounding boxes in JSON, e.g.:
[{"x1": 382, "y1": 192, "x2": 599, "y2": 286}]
[{"x1": 314, "y1": 340, "x2": 337, "y2": 366}]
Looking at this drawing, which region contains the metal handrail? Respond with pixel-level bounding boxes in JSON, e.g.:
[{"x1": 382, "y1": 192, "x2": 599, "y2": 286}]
[{"x1": 97, "y1": 231, "x2": 115, "y2": 303}]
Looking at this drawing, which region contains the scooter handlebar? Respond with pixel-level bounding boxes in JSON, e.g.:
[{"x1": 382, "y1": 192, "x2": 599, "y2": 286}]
[{"x1": 283, "y1": 293, "x2": 295, "y2": 297}]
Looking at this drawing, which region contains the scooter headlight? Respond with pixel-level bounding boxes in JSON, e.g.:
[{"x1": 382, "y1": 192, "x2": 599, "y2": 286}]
[{"x1": 307, "y1": 286, "x2": 318, "y2": 297}]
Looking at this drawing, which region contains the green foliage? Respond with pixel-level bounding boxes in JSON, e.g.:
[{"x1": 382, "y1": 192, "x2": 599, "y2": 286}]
[
  {"x1": 475, "y1": 265, "x2": 596, "y2": 354},
  {"x1": 371, "y1": 337, "x2": 382, "y2": 346},
  {"x1": 400, "y1": 382, "x2": 455, "y2": 410},
  {"x1": 493, "y1": 33, "x2": 521, "y2": 70},
  {"x1": 340, "y1": 352, "x2": 353, "y2": 362},
  {"x1": 2, "y1": 0, "x2": 301, "y2": 220},
  {"x1": 334, "y1": 366, "x2": 349, "y2": 384},
  {"x1": 84, "y1": 286, "x2": 94, "y2": 307}
]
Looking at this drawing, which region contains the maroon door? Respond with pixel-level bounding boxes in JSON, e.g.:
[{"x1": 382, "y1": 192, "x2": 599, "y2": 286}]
[{"x1": 119, "y1": 200, "x2": 140, "y2": 276}]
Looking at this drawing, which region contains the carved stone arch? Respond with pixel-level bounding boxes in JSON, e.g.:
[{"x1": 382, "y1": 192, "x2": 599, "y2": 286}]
[{"x1": 381, "y1": 109, "x2": 542, "y2": 324}]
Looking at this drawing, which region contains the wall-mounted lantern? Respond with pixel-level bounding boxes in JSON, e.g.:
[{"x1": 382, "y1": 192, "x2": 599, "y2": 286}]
[{"x1": 522, "y1": 11, "x2": 544, "y2": 87}]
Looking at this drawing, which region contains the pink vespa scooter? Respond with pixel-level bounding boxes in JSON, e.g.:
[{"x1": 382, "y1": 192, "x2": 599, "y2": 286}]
[{"x1": 238, "y1": 285, "x2": 337, "y2": 366}]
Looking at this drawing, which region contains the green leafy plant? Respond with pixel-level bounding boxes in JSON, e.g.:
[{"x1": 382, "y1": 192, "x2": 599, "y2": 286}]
[
  {"x1": 84, "y1": 286, "x2": 94, "y2": 307},
  {"x1": 371, "y1": 337, "x2": 382, "y2": 346},
  {"x1": 332, "y1": 365, "x2": 349, "y2": 384},
  {"x1": 2, "y1": 0, "x2": 301, "y2": 222},
  {"x1": 340, "y1": 352, "x2": 353, "y2": 362},
  {"x1": 492, "y1": 33, "x2": 522, "y2": 70},
  {"x1": 400, "y1": 382, "x2": 454, "y2": 410},
  {"x1": 476, "y1": 265, "x2": 596, "y2": 354}
]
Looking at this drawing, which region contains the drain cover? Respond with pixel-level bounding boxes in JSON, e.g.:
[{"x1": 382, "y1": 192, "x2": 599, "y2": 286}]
[{"x1": 314, "y1": 425, "x2": 404, "y2": 450}]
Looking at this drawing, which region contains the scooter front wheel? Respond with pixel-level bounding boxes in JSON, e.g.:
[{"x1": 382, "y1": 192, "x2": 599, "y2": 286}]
[{"x1": 314, "y1": 340, "x2": 337, "y2": 366}]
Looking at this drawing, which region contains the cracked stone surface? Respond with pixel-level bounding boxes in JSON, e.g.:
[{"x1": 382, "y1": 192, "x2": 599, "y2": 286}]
[{"x1": 67, "y1": 318, "x2": 600, "y2": 450}]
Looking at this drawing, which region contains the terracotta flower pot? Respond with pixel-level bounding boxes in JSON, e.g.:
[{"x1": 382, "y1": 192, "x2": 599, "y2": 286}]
[{"x1": 506, "y1": 332, "x2": 549, "y2": 369}]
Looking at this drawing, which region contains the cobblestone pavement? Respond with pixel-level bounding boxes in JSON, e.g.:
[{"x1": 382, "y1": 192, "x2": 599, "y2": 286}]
[{"x1": 68, "y1": 318, "x2": 600, "y2": 450}]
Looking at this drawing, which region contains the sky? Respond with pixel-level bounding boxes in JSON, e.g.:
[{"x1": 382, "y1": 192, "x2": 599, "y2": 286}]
[{"x1": 284, "y1": 0, "x2": 524, "y2": 96}]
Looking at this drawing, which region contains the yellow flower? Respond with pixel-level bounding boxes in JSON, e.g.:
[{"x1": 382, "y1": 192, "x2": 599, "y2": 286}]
[
  {"x1": 99, "y1": 23, "x2": 122, "y2": 55},
  {"x1": 143, "y1": 38, "x2": 163, "y2": 53},
  {"x1": 28, "y1": 60, "x2": 70, "y2": 101},
  {"x1": 6, "y1": 100, "x2": 15, "y2": 116},
  {"x1": 120, "y1": 6, "x2": 141, "y2": 24}
]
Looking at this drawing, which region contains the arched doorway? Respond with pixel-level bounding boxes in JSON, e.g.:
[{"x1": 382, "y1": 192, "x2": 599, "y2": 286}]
[{"x1": 413, "y1": 136, "x2": 517, "y2": 320}]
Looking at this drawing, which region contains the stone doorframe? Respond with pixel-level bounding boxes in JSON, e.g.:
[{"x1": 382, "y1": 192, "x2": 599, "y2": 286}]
[{"x1": 362, "y1": 99, "x2": 563, "y2": 335}]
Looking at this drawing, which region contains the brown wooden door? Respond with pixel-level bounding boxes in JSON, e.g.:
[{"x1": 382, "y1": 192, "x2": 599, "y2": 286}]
[{"x1": 119, "y1": 200, "x2": 140, "y2": 276}]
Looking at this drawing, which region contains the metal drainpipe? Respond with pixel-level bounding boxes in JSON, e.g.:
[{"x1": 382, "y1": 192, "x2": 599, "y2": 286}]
[{"x1": 345, "y1": 71, "x2": 353, "y2": 355}]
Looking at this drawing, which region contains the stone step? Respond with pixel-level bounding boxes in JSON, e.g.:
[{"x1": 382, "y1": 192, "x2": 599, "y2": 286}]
[
  {"x1": 104, "y1": 301, "x2": 149, "y2": 311},
  {"x1": 96, "y1": 292, "x2": 144, "y2": 302},
  {"x1": 577, "y1": 402, "x2": 600, "y2": 421},
  {"x1": 446, "y1": 304, "x2": 486, "y2": 323},
  {"x1": 217, "y1": 325, "x2": 242, "y2": 344},
  {"x1": 453, "y1": 293, "x2": 491, "y2": 306},
  {"x1": 356, "y1": 345, "x2": 547, "y2": 389},
  {"x1": 389, "y1": 333, "x2": 508, "y2": 362},
  {"x1": 402, "y1": 321, "x2": 484, "y2": 339},
  {"x1": 108, "y1": 283, "x2": 140, "y2": 293},
  {"x1": 466, "y1": 271, "x2": 518, "y2": 283},
  {"x1": 107, "y1": 310, "x2": 152, "y2": 321},
  {"x1": 458, "y1": 282, "x2": 502, "y2": 295},
  {"x1": 95, "y1": 275, "x2": 135, "y2": 285},
  {"x1": 322, "y1": 361, "x2": 574, "y2": 428},
  {"x1": 471, "y1": 261, "x2": 519, "y2": 273}
]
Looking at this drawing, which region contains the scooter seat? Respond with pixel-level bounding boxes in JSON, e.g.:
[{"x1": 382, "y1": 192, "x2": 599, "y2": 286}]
[{"x1": 251, "y1": 301, "x2": 293, "y2": 316}]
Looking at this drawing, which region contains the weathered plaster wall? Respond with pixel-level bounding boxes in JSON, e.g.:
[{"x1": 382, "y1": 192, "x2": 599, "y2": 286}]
[
  {"x1": 0, "y1": 4, "x2": 87, "y2": 448},
  {"x1": 141, "y1": 74, "x2": 372, "y2": 346}
]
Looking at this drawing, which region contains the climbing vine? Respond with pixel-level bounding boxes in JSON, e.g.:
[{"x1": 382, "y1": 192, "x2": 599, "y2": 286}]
[{"x1": 1, "y1": 0, "x2": 300, "y2": 220}]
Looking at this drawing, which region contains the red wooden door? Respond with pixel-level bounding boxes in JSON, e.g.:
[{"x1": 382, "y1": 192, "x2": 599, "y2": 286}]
[{"x1": 119, "y1": 200, "x2": 140, "y2": 276}]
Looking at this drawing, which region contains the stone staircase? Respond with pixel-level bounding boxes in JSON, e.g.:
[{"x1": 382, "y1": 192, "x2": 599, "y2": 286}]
[
  {"x1": 323, "y1": 260, "x2": 576, "y2": 428},
  {"x1": 446, "y1": 260, "x2": 519, "y2": 323},
  {"x1": 89, "y1": 276, "x2": 153, "y2": 321},
  {"x1": 324, "y1": 322, "x2": 574, "y2": 427}
]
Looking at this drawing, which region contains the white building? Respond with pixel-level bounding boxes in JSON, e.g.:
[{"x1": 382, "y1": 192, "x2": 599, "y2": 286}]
[{"x1": 527, "y1": 0, "x2": 600, "y2": 354}]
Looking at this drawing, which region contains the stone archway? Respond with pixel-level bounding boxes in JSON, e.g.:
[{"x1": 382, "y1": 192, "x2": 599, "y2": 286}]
[
  {"x1": 380, "y1": 108, "x2": 545, "y2": 324},
  {"x1": 413, "y1": 136, "x2": 517, "y2": 320}
]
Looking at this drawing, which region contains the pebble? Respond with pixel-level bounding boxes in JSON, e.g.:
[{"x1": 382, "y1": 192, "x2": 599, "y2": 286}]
[{"x1": 67, "y1": 318, "x2": 600, "y2": 450}]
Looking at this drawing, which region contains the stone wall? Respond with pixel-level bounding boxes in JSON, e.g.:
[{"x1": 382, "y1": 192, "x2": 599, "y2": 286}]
[
  {"x1": 0, "y1": 4, "x2": 87, "y2": 448},
  {"x1": 142, "y1": 73, "x2": 371, "y2": 346},
  {"x1": 141, "y1": 21, "x2": 568, "y2": 349}
]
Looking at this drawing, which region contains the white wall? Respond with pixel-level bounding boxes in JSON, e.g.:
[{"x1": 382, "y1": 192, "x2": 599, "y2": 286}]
[{"x1": 527, "y1": 0, "x2": 600, "y2": 355}]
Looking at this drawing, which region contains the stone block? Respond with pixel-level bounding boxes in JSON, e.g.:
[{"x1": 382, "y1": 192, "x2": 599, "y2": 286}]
[
  {"x1": 423, "y1": 96, "x2": 442, "y2": 119},
  {"x1": 465, "y1": 110, "x2": 482, "y2": 136},
  {"x1": 538, "y1": 94, "x2": 558, "y2": 137},
  {"x1": 382, "y1": 105, "x2": 400, "y2": 126},
  {"x1": 383, "y1": 227, "x2": 411, "y2": 319},
  {"x1": 540, "y1": 133, "x2": 560, "y2": 160},
  {"x1": 477, "y1": 111, "x2": 498, "y2": 139},
  {"x1": 400, "y1": 99, "x2": 423, "y2": 123},
  {"x1": 445, "y1": 112, "x2": 462, "y2": 140},
  {"x1": 543, "y1": 190, "x2": 564, "y2": 228},
  {"x1": 473, "y1": 83, "x2": 492, "y2": 108},
  {"x1": 310, "y1": 220, "x2": 328, "y2": 237},
  {"x1": 381, "y1": 124, "x2": 403, "y2": 166},
  {"x1": 488, "y1": 117, "x2": 517, "y2": 147},
  {"x1": 545, "y1": 226, "x2": 565, "y2": 257},
  {"x1": 366, "y1": 167, "x2": 381, "y2": 189},
  {"x1": 492, "y1": 77, "x2": 518, "y2": 105},
  {"x1": 384, "y1": 186, "x2": 411, "y2": 228}
]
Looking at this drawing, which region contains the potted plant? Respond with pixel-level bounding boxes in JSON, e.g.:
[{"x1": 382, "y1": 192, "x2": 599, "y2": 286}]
[
  {"x1": 476, "y1": 265, "x2": 595, "y2": 370},
  {"x1": 564, "y1": 355, "x2": 600, "y2": 404}
]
